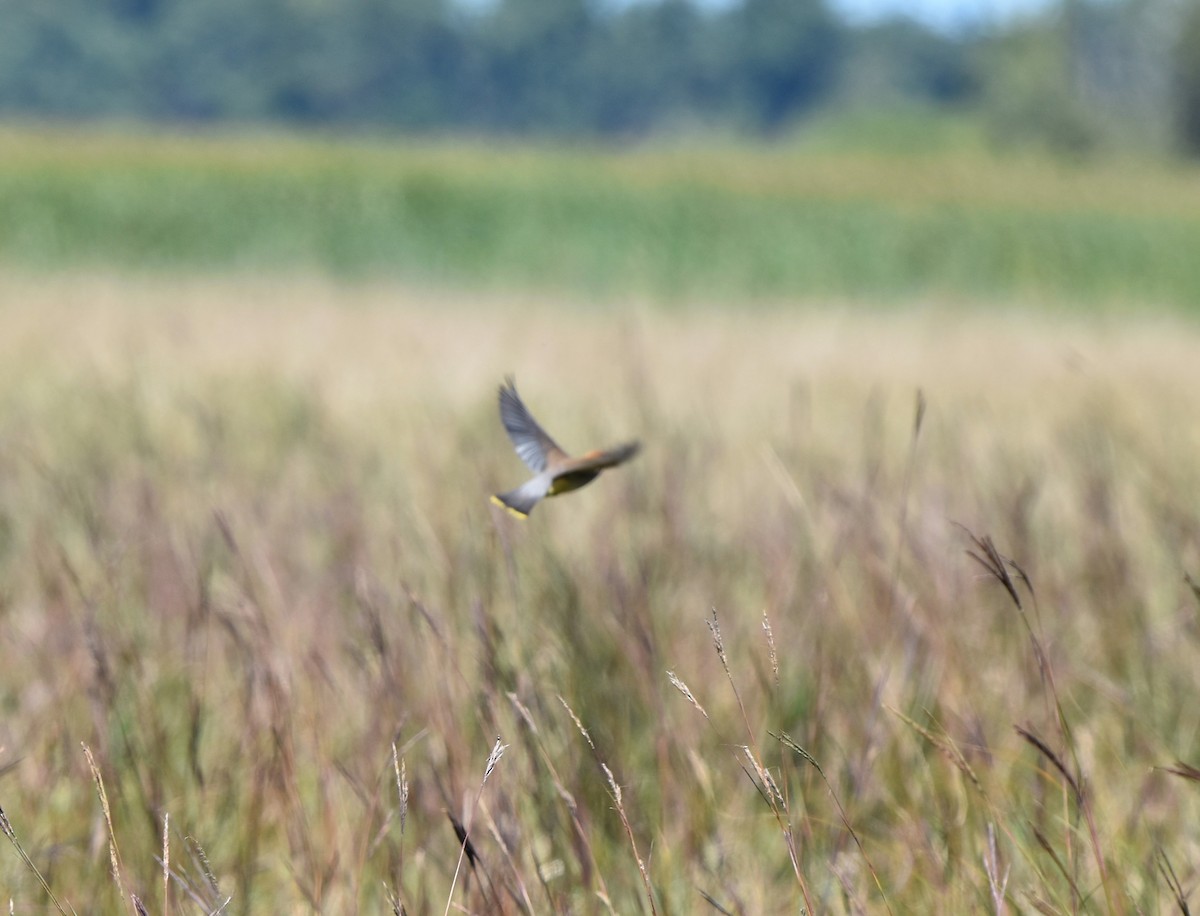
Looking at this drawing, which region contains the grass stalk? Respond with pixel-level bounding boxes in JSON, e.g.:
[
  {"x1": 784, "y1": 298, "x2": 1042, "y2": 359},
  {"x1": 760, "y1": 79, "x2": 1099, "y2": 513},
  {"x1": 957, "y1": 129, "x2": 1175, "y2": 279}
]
[{"x1": 443, "y1": 737, "x2": 507, "y2": 916}]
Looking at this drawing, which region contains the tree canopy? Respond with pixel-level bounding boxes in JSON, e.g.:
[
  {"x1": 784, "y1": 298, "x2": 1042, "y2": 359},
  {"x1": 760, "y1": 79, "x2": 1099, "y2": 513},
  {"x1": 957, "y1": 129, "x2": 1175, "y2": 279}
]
[{"x1": 0, "y1": 0, "x2": 1196, "y2": 154}]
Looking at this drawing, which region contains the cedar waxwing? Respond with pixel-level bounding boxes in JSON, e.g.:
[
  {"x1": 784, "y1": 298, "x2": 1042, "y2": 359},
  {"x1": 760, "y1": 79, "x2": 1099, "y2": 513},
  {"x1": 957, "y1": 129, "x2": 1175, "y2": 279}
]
[{"x1": 491, "y1": 378, "x2": 639, "y2": 518}]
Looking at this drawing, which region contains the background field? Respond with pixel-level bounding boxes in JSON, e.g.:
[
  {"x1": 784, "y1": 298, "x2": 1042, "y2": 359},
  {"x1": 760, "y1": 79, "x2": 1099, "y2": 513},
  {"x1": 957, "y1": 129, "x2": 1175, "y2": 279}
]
[
  {"x1": 4, "y1": 127, "x2": 1200, "y2": 309},
  {"x1": 3, "y1": 132, "x2": 1200, "y2": 914}
]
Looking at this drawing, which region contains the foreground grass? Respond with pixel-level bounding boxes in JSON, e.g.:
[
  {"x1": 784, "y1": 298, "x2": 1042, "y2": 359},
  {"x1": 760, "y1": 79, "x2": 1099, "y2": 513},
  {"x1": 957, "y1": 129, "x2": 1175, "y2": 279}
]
[
  {"x1": 3, "y1": 274, "x2": 1200, "y2": 912},
  {"x1": 3, "y1": 125, "x2": 1200, "y2": 309}
]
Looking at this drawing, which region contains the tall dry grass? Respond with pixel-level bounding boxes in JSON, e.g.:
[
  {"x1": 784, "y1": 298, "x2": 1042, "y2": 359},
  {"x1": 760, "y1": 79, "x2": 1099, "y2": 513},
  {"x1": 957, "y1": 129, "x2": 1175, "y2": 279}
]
[{"x1": 2, "y1": 273, "x2": 1200, "y2": 912}]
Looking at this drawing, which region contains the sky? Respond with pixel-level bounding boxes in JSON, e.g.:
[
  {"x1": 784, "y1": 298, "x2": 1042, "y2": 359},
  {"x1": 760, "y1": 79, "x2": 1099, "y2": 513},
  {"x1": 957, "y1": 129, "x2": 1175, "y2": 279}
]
[
  {"x1": 668, "y1": 0, "x2": 1058, "y2": 32},
  {"x1": 829, "y1": 0, "x2": 1054, "y2": 30}
]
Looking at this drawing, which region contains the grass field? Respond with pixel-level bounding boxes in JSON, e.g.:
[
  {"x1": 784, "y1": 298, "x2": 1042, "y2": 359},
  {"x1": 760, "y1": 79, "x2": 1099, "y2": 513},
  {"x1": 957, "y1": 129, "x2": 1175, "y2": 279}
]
[
  {"x1": 3, "y1": 126, "x2": 1200, "y2": 913},
  {"x1": 3, "y1": 126, "x2": 1200, "y2": 308},
  {"x1": 2, "y1": 268, "x2": 1200, "y2": 913}
]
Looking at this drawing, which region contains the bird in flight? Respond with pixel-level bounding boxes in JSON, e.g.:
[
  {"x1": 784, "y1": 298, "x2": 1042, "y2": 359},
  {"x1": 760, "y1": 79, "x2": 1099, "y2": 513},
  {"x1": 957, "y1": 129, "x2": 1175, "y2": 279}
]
[{"x1": 491, "y1": 378, "x2": 639, "y2": 518}]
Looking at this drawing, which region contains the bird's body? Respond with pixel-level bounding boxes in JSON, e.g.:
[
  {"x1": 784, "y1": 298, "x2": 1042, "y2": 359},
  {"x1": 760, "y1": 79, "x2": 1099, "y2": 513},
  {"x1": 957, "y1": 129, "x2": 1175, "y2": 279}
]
[{"x1": 491, "y1": 379, "x2": 639, "y2": 518}]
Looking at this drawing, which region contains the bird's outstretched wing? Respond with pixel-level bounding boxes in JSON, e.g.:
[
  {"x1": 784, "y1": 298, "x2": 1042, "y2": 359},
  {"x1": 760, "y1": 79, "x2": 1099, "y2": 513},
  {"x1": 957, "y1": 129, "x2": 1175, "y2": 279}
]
[
  {"x1": 565, "y1": 441, "x2": 641, "y2": 474},
  {"x1": 499, "y1": 378, "x2": 569, "y2": 472}
]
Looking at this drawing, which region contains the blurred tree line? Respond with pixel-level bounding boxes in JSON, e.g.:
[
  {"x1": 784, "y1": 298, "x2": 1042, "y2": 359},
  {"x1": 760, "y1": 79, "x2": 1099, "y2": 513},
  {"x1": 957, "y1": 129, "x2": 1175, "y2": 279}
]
[{"x1": 2, "y1": 0, "x2": 1199, "y2": 155}]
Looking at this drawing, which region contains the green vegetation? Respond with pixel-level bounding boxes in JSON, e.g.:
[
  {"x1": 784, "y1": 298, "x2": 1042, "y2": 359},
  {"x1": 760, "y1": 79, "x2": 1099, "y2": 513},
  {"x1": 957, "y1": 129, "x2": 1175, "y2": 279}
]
[
  {"x1": 3, "y1": 127, "x2": 1200, "y2": 309},
  {"x1": 3, "y1": 0, "x2": 1197, "y2": 161},
  {"x1": 2, "y1": 280, "x2": 1200, "y2": 913},
  {"x1": 0, "y1": 0, "x2": 920, "y2": 134}
]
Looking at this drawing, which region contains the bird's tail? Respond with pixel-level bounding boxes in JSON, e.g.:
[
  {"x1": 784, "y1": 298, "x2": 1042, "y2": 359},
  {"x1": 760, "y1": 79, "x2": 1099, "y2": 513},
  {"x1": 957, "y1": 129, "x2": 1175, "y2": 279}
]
[{"x1": 491, "y1": 476, "x2": 549, "y2": 518}]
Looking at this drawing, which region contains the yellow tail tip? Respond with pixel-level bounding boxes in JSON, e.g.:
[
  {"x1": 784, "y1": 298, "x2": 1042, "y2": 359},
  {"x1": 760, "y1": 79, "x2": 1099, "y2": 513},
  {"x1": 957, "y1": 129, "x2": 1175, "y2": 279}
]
[{"x1": 490, "y1": 494, "x2": 528, "y2": 519}]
